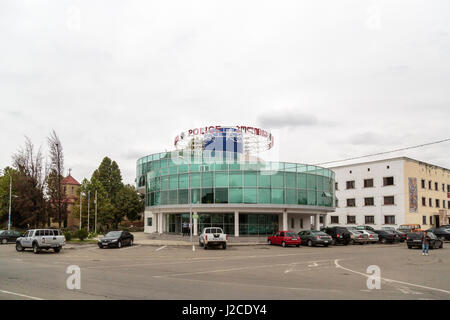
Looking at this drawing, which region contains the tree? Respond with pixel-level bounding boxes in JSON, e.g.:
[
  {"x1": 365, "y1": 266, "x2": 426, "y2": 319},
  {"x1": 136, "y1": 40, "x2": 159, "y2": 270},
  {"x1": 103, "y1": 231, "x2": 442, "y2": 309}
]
[
  {"x1": 11, "y1": 137, "x2": 46, "y2": 228},
  {"x1": 47, "y1": 130, "x2": 67, "y2": 228},
  {"x1": 115, "y1": 184, "x2": 144, "y2": 222}
]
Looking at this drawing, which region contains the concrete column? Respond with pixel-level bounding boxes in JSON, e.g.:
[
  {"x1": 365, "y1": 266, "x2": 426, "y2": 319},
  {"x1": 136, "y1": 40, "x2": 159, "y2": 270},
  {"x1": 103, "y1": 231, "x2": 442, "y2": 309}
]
[
  {"x1": 282, "y1": 210, "x2": 288, "y2": 231},
  {"x1": 314, "y1": 214, "x2": 320, "y2": 230},
  {"x1": 161, "y1": 213, "x2": 166, "y2": 233},
  {"x1": 158, "y1": 212, "x2": 163, "y2": 233},
  {"x1": 234, "y1": 211, "x2": 239, "y2": 237},
  {"x1": 193, "y1": 211, "x2": 198, "y2": 236},
  {"x1": 323, "y1": 214, "x2": 328, "y2": 228}
]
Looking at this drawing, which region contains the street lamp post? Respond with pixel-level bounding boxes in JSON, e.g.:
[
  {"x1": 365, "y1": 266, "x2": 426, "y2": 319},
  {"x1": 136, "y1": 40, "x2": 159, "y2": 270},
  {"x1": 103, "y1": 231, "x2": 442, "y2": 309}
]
[{"x1": 8, "y1": 175, "x2": 12, "y2": 230}]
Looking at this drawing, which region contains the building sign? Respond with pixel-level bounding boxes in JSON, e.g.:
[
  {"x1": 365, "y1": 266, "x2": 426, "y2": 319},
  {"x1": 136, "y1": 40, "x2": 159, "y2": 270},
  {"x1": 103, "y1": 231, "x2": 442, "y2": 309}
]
[{"x1": 408, "y1": 177, "x2": 418, "y2": 213}]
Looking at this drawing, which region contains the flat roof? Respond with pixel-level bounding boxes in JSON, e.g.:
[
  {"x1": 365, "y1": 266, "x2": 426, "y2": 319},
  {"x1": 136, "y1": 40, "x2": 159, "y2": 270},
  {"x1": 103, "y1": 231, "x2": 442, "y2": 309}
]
[{"x1": 328, "y1": 156, "x2": 450, "y2": 172}]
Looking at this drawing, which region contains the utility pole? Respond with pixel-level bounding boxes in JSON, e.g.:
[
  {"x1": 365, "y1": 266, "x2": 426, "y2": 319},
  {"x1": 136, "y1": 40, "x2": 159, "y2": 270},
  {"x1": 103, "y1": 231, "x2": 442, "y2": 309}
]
[
  {"x1": 8, "y1": 175, "x2": 12, "y2": 230},
  {"x1": 79, "y1": 191, "x2": 82, "y2": 230},
  {"x1": 87, "y1": 190, "x2": 90, "y2": 232},
  {"x1": 94, "y1": 190, "x2": 97, "y2": 234}
]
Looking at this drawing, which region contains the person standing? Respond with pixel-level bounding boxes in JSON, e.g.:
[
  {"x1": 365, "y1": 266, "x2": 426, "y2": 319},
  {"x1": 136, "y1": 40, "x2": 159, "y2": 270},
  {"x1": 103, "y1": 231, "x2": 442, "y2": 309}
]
[
  {"x1": 182, "y1": 221, "x2": 188, "y2": 236},
  {"x1": 421, "y1": 231, "x2": 430, "y2": 256}
]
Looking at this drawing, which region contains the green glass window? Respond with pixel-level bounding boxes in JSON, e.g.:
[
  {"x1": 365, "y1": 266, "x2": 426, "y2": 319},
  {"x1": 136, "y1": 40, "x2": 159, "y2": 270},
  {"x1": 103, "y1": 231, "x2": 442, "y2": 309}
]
[
  {"x1": 307, "y1": 174, "x2": 317, "y2": 190},
  {"x1": 271, "y1": 172, "x2": 284, "y2": 188},
  {"x1": 229, "y1": 172, "x2": 242, "y2": 187},
  {"x1": 214, "y1": 163, "x2": 228, "y2": 171},
  {"x1": 229, "y1": 187, "x2": 243, "y2": 203},
  {"x1": 161, "y1": 167, "x2": 169, "y2": 176},
  {"x1": 169, "y1": 166, "x2": 178, "y2": 174},
  {"x1": 189, "y1": 164, "x2": 200, "y2": 172},
  {"x1": 271, "y1": 189, "x2": 284, "y2": 204},
  {"x1": 258, "y1": 173, "x2": 271, "y2": 187},
  {"x1": 229, "y1": 163, "x2": 241, "y2": 171},
  {"x1": 215, "y1": 172, "x2": 229, "y2": 187},
  {"x1": 243, "y1": 188, "x2": 257, "y2": 204},
  {"x1": 178, "y1": 174, "x2": 188, "y2": 189},
  {"x1": 297, "y1": 173, "x2": 307, "y2": 188},
  {"x1": 154, "y1": 192, "x2": 160, "y2": 205},
  {"x1": 285, "y1": 163, "x2": 297, "y2": 172},
  {"x1": 286, "y1": 189, "x2": 297, "y2": 204},
  {"x1": 169, "y1": 190, "x2": 178, "y2": 204},
  {"x1": 178, "y1": 189, "x2": 188, "y2": 204},
  {"x1": 161, "y1": 176, "x2": 169, "y2": 190},
  {"x1": 201, "y1": 188, "x2": 214, "y2": 204},
  {"x1": 178, "y1": 164, "x2": 188, "y2": 173},
  {"x1": 190, "y1": 173, "x2": 201, "y2": 188},
  {"x1": 244, "y1": 171, "x2": 257, "y2": 187},
  {"x1": 214, "y1": 188, "x2": 228, "y2": 204},
  {"x1": 201, "y1": 172, "x2": 213, "y2": 188},
  {"x1": 317, "y1": 176, "x2": 324, "y2": 191},
  {"x1": 298, "y1": 189, "x2": 307, "y2": 205},
  {"x1": 307, "y1": 190, "x2": 317, "y2": 205},
  {"x1": 257, "y1": 188, "x2": 270, "y2": 204},
  {"x1": 191, "y1": 188, "x2": 201, "y2": 204},
  {"x1": 161, "y1": 191, "x2": 169, "y2": 205},
  {"x1": 286, "y1": 172, "x2": 296, "y2": 188},
  {"x1": 169, "y1": 175, "x2": 178, "y2": 190}
]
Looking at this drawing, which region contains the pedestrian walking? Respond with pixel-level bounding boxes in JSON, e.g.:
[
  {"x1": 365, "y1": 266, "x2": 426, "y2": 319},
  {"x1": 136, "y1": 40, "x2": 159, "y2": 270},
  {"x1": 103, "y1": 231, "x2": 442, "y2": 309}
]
[
  {"x1": 182, "y1": 221, "x2": 188, "y2": 236},
  {"x1": 421, "y1": 230, "x2": 430, "y2": 256}
]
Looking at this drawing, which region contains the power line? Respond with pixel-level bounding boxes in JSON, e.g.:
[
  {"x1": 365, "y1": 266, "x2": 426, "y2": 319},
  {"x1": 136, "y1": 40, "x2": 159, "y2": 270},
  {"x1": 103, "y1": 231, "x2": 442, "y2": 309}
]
[{"x1": 315, "y1": 138, "x2": 450, "y2": 166}]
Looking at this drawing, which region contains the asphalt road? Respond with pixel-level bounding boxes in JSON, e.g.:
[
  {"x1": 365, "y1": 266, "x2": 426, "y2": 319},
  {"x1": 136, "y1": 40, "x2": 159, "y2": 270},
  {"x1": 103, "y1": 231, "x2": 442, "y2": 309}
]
[{"x1": 0, "y1": 242, "x2": 449, "y2": 300}]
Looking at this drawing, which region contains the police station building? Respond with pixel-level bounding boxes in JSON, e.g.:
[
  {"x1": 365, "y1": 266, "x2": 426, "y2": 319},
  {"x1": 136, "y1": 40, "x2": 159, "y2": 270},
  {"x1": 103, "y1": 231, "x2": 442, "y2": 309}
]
[{"x1": 137, "y1": 126, "x2": 336, "y2": 237}]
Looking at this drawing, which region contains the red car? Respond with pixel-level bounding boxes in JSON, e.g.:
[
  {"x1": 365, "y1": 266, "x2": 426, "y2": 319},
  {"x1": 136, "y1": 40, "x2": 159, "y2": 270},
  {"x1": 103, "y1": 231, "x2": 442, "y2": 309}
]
[{"x1": 267, "y1": 231, "x2": 301, "y2": 247}]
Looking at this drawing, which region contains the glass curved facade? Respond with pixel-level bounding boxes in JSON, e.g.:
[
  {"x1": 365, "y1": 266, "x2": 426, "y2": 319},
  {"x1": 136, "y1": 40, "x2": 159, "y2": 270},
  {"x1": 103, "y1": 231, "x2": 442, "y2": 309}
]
[{"x1": 137, "y1": 151, "x2": 335, "y2": 208}]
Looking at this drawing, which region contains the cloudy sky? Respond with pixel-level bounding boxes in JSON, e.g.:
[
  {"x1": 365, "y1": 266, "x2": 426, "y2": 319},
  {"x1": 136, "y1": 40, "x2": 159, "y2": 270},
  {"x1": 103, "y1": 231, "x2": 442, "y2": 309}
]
[{"x1": 1, "y1": 0, "x2": 450, "y2": 184}]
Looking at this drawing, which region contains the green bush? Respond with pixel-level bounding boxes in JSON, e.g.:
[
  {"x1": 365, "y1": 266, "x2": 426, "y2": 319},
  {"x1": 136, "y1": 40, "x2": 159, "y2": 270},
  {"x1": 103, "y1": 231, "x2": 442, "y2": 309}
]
[
  {"x1": 63, "y1": 231, "x2": 72, "y2": 241},
  {"x1": 76, "y1": 229, "x2": 89, "y2": 241},
  {"x1": 88, "y1": 232, "x2": 98, "y2": 239}
]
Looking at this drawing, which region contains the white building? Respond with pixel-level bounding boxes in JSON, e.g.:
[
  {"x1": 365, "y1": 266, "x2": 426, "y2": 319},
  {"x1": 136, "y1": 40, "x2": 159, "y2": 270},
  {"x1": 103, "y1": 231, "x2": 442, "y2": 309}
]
[{"x1": 328, "y1": 158, "x2": 406, "y2": 229}]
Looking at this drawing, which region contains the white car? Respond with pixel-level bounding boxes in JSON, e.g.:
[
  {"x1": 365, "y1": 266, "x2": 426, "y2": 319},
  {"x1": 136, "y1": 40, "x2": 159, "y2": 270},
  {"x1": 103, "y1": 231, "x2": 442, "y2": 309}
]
[
  {"x1": 357, "y1": 229, "x2": 379, "y2": 243},
  {"x1": 199, "y1": 227, "x2": 228, "y2": 250},
  {"x1": 16, "y1": 229, "x2": 66, "y2": 254}
]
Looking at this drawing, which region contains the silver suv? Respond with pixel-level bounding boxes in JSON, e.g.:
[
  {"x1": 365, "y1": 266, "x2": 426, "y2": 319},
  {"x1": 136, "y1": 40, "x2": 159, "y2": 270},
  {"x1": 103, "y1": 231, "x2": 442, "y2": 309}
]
[{"x1": 16, "y1": 229, "x2": 66, "y2": 254}]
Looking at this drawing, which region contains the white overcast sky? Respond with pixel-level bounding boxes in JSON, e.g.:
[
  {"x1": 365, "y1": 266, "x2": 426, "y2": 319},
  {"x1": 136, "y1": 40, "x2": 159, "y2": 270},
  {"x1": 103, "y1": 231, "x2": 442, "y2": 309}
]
[{"x1": 1, "y1": 0, "x2": 450, "y2": 185}]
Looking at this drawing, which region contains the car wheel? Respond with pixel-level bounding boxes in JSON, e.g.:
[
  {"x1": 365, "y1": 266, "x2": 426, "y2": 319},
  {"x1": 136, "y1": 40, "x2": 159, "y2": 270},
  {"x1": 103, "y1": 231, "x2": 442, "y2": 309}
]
[
  {"x1": 33, "y1": 242, "x2": 40, "y2": 254},
  {"x1": 268, "y1": 240, "x2": 272, "y2": 245},
  {"x1": 117, "y1": 241, "x2": 122, "y2": 248},
  {"x1": 204, "y1": 245, "x2": 208, "y2": 250},
  {"x1": 98, "y1": 244, "x2": 103, "y2": 249},
  {"x1": 222, "y1": 243, "x2": 227, "y2": 250},
  {"x1": 324, "y1": 244, "x2": 329, "y2": 247},
  {"x1": 282, "y1": 241, "x2": 286, "y2": 248},
  {"x1": 331, "y1": 239, "x2": 336, "y2": 246},
  {"x1": 296, "y1": 244, "x2": 300, "y2": 247},
  {"x1": 130, "y1": 239, "x2": 133, "y2": 246},
  {"x1": 381, "y1": 238, "x2": 387, "y2": 244},
  {"x1": 439, "y1": 242, "x2": 443, "y2": 249},
  {"x1": 54, "y1": 247, "x2": 61, "y2": 253},
  {"x1": 1, "y1": 239, "x2": 7, "y2": 244},
  {"x1": 307, "y1": 240, "x2": 312, "y2": 247},
  {"x1": 407, "y1": 245, "x2": 412, "y2": 249},
  {"x1": 199, "y1": 240, "x2": 203, "y2": 247},
  {"x1": 16, "y1": 242, "x2": 24, "y2": 252},
  {"x1": 349, "y1": 239, "x2": 355, "y2": 245}
]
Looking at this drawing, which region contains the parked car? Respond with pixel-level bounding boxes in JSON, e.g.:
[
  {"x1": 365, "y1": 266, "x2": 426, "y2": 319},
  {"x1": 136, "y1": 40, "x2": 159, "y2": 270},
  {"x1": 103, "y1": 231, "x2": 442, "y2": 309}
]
[
  {"x1": 426, "y1": 228, "x2": 450, "y2": 241},
  {"x1": 356, "y1": 225, "x2": 375, "y2": 231},
  {"x1": 406, "y1": 231, "x2": 443, "y2": 249},
  {"x1": 268, "y1": 231, "x2": 301, "y2": 247},
  {"x1": 98, "y1": 230, "x2": 134, "y2": 248},
  {"x1": 298, "y1": 230, "x2": 332, "y2": 247},
  {"x1": 381, "y1": 227, "x2": 407, "y2": 242},
  {"x1": 199, "y1": 227, "x2": 228, "y2": 249},
  {"x1": 398, "y1": 224, "x2": 422, "y2": 233},
  {"x1": 374, "y1": 230, "x2": 400, "y2": 244},
  {"x1": 348, "y1": 229, "x2": 369, "y2": 245},
  {"x1": 0, "y1": 230, "x2": 22, "y2": 244},
  {"x1": 357, "y1": 229, "x2": 379, "y2": 243},
  {"x1": 322, "y1": 227, "x2": 351, "y2": 245},
  {"x1": 16, "y1": 229, "x2": 65, "y2": 253}
]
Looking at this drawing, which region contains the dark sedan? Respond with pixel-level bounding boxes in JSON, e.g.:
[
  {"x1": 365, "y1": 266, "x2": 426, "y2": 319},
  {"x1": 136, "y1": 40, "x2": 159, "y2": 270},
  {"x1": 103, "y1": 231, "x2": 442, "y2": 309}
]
[
  {"x1": 0, "y1": 230, "x2": 22, "y2": 244},
  {"x1": 298, "y1": 230, "x2": 332, "y2": 247},
  {"x1": 407, "y1": 231, "x2": 443, "y2": 249},
  {"x1": 98, "y1": 231, "x2": 134, "y2": 248},
  {"x1": 427, "y1": 227, "x2": 450, "y2": 241},
  {"x1": 374, "y1": 230, "x2": 400, "y2": 244}
]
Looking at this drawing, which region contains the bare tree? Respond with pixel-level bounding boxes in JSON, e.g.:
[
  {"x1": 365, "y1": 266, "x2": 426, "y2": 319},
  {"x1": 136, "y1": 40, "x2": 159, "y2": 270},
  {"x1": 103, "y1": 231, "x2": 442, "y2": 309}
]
[
  {"x1": 47, "y1": 130, "x2": 67, "y2": 228},
  {"x1": 12, "y1": 136, "x2": 46, "y2": 228}
]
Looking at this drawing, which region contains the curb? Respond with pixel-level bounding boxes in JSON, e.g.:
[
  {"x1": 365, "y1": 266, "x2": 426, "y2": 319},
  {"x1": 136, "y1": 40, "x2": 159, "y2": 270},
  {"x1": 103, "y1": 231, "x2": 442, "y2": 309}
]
[{"x1": 134, "y1": 242, "x2": 268, "y2": 247}]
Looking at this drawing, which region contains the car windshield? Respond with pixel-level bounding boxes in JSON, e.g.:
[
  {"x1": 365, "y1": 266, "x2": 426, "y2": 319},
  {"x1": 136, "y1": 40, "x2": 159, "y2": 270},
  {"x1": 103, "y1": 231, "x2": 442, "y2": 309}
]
[
  {"x1": 286, "y1": 232, "x2": 297, "y2": 237},
  {"x1": 105, "y1": 231, "x2": 122, "y2": 237},
  {"x1": 312, "y1": 232, "x2": 328, "y2": 236}
]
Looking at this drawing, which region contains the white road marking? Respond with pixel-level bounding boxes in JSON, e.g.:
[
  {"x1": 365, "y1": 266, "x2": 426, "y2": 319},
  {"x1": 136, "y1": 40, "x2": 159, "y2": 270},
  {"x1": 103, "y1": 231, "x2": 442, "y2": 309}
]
[
  {"x1": 308, "y1": 262, "x2": 319, "y2": 267},
  {"x1": 120, "y1": 245, "x2": 141, "y2": 250},
  {"x1": 155, "y1": 259, "x2": 339, "y2": 278},
  {"x1": 155, "y1": 245, "x2": 167, "y2": 252},
  {"x1": 0, "y1": 289, "x2": 44, "y2": 300},
  {"x1": 334, "y1": 259, "x2": 450, "y2": 295}
]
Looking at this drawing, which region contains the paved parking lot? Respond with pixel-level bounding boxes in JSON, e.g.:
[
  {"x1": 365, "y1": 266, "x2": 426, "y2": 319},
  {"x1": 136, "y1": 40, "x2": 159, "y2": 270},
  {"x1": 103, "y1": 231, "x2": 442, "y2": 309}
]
[{"x1": 0, "y1": 242, "x2": 449, "y2": 300}]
